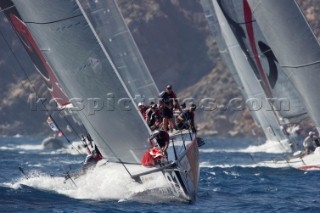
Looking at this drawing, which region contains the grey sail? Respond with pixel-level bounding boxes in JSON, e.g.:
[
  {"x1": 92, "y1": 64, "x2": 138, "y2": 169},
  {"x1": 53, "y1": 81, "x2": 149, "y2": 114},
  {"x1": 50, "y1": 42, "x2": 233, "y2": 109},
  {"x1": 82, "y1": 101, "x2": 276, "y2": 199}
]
[
  {"x1": 201, "y1": 0, "x2": 288, "y2": 143},
  {"x1": 76, "y1": 0, "x2": 159, "y2": 102},
  {"x1": 205, "y1": 0, "x2": 308, "y2": 124},
  {"x1": 247, "y1": 0, "x2": 320, "y2": 128},
  {"x1": 6, "y1": 0, "x2": 155, "y2": 164}
]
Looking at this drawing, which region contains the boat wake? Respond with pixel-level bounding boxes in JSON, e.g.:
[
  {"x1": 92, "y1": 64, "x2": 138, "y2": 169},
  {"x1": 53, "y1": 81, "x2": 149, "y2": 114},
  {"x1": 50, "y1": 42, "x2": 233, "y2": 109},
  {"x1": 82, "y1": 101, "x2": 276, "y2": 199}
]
[
  {"x1": 0, "y1": 141, "x2": 86, "y2": 156},
  {"x1": 200, "y1": 140, "x2": 291, "y2": 154},
  {"x1": 200, "y1": 161, "x2": 290, "y2": 169},
  {"x1": 5, "y1": 163, "x2": 171, "y2": 202}
]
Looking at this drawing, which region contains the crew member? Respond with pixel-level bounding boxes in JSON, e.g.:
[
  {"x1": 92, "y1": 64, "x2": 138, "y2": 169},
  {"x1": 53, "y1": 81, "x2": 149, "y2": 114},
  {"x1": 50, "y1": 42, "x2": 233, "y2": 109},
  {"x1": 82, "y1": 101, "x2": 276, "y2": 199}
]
[
  {"x1": 159, "y1": 85, "x2": 179, "y2": 131},
  {"x1": 176, "y1": 103, "x2": 197, "y2": 133},
  {"x1": 148, "y1": 130, "x2": 170, "y2": 156},
  {"x1": 303, "y1": 131, "x2": 317, "y2": 154}
]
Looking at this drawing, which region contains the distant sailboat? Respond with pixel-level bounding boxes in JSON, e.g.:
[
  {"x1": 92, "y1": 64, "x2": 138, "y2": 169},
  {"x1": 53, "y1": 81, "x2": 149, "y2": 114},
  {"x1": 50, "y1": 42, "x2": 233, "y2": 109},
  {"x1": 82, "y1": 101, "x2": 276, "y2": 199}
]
[
  {"x1": 0, "y1": 0, "x2": 200, "y2": 201},
  {"x1": 201, "y1": 0, "x2": 320, "y2": 170},
  {"x1": 201, "y1": 0, "x2": 291, "y2": 148}
]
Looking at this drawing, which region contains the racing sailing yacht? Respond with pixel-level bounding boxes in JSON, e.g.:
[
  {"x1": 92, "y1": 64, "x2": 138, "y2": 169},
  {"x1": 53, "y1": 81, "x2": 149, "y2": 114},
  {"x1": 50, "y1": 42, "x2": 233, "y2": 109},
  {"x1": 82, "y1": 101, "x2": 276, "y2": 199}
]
[
  {"x1": 200, "y1": 0, "x2": 293, "y2": 150},
  {"x1": 0, "y1": 0, "x2": 200, "y2": 201},
  {"x1": 201, "y1": 0, "x2": 320, "y2": 170}
]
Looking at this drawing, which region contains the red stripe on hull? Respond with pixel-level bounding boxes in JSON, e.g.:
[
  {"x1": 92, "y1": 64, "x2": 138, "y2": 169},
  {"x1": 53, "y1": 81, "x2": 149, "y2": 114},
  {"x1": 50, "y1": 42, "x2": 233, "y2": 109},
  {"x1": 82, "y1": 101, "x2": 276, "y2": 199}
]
[{"x1": 298, "y1": 165, "x2": 320, "y2": 171}]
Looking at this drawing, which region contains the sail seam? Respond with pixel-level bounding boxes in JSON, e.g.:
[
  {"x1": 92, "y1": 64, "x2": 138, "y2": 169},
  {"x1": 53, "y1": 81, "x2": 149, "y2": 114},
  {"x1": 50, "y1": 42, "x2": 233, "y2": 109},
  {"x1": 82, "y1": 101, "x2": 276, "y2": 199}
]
[
  {"x1": 24, "y1": 14, "x2": 82, "y2": 25},
  {"x1": 0, "y1": 5, "x2": 15, "y2": 13},
  {"x1": 281, "y1": 60, "x2": 320, "y2": 69}
]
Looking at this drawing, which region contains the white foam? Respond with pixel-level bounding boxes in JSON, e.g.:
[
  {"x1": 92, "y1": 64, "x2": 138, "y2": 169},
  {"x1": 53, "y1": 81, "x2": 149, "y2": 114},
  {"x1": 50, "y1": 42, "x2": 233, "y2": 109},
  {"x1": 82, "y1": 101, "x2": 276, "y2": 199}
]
[
  {"x1": 238, "y1": 140, "x2": 291, "y2": 153},
  {"x1": 17, "y1": 144, "x2": 44, "y2": 150},
  {"x1": 200, "y1": 161, "x2": 282, "y2": 169},
  {"x1": 8, "y1": 163, "x2": 169, "y2": 201},
  {"x1": 200, "y1": 140, "x2": 291, "y2": 154},
  {"x1": 0, "y1": 146, "x2": 15, "y2": 150}
]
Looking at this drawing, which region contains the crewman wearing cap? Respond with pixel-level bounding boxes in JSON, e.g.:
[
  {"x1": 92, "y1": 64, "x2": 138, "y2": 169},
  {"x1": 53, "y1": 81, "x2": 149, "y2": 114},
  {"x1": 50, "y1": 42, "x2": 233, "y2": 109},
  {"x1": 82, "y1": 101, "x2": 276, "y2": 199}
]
[{"x1": 138, "y1": 102, "x2": 147, "y2": 119}]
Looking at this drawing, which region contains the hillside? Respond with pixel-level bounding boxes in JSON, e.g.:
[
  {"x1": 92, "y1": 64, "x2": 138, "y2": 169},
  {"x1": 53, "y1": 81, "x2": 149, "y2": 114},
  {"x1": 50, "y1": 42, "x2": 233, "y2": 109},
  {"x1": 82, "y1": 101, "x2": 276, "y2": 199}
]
[{"x1": 0, "y1": 0, "x2": 319, "y2": 138}]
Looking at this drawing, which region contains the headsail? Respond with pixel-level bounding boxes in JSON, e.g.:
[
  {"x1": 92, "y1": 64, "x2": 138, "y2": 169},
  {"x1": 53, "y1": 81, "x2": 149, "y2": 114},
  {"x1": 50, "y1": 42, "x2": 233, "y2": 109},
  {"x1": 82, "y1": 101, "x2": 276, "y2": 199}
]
[
  {"x1": 76, "y1": 0, "x2": 159, "y2": 102},
  {"x1": 201, "y1": 0, "x2": 289, "y2": 143},
  {"x1": 247, "y1": 0, "x2": 320, "y2": 128},
  {"x1": 4, "y1": 0, "x2": 159, "y2": 164}
]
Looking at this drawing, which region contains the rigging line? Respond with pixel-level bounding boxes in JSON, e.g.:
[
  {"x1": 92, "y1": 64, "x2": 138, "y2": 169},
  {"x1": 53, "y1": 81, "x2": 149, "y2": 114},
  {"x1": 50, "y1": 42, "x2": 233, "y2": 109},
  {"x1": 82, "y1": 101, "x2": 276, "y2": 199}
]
[
  {"x1": 57, "y1": 110, "x2": 83, "y2": 141},
  {"x1": 24, "y1": 14, "x2": 82, "y2": 25},
  {"x1": 0, "y1": 29, "x2": 85, "y2": 160},
  {"x1": 80, "y1": 112, "x2": 131, "y2": 164},
  {"x1": 0, "y1": 5, "x2": 15, "y2": 13},
  {"x1": 49, "y1": 115, "x2": 85, "y2": 158}
]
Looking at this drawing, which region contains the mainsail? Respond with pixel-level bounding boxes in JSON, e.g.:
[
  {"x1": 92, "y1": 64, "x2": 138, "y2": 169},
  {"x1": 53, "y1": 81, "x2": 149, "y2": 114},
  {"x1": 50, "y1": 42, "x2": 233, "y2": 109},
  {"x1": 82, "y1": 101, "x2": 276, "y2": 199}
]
[
  {"x1": 2, "y1": 0, "x2": 159, "y2": 164},
  {"x1": 204, "y1": 0, "x2": 308, "y2": 125},
  {"x1": 201, "y1": 0, "x2": 289, "y2": 143},
  {"x1": 247, "y1": 0, "x2": 320, "y2": 128}
]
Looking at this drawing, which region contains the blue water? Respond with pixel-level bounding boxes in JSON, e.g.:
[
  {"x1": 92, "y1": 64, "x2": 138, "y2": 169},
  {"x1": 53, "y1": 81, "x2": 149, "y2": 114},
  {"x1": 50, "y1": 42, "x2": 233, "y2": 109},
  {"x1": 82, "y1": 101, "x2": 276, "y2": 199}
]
[{"x1": 1, "y1": 136, "x2": 320, "y2": 212}]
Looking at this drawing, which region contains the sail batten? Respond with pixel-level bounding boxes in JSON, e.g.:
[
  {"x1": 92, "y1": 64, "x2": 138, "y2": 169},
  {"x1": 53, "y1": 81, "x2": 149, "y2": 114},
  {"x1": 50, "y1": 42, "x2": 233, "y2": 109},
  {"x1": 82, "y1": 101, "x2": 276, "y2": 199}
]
[{"x1": 280, "y1": 61, "x2": 320, "y2": 68}]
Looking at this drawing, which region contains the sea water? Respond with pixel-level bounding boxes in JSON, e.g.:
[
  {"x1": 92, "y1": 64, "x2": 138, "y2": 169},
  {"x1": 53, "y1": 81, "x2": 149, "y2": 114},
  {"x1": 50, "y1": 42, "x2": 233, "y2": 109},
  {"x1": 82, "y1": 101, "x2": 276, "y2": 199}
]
[{"x1": 0, "y1": 136, "x2": 319, "y2": 212}]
